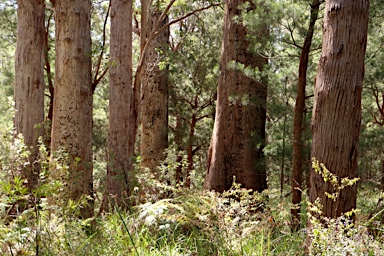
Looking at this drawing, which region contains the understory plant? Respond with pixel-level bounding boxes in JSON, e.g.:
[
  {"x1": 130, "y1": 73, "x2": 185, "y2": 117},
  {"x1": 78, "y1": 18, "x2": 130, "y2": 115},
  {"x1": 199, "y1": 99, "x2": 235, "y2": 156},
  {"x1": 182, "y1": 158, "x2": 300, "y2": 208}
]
[
  {"x1": 307, "y1": 159, "x2": 384, "y2": 255},
  {"x1": 1, "y1": 132, "x2": 384, "y2": 255}
]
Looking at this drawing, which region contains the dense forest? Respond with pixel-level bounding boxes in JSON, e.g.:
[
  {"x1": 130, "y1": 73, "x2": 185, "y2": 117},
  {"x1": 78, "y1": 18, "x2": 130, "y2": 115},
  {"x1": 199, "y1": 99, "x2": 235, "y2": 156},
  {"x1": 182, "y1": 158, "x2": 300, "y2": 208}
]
[{"x1": 0, "y1": 0, "x2": 383, "y2": 255}]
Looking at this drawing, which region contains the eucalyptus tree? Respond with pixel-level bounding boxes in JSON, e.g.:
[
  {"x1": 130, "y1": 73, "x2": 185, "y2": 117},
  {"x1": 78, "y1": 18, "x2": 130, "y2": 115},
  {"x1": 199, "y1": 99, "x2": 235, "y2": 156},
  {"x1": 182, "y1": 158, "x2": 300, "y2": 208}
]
[
  {"x1": 204, "y1": 0, "x2": 268, "y2": 192},
  {"x1": 168, "y1": 5, "x2": 222, "y2": 188},
  {"x1": 140, "y1": 0, "x2": 170, "y2": 175},
  {"x1": 291, "y1": 0, "x2": 322, "y2": 229},
  {"x1": 101, "y1": 0, "x2": 133, "y2": 211},
  {"x1": 50, "y1": 0, "x2": 94, "y2": 218},
  {"x1": 138, "y1": 0, "x2": 221, "y2": 177},
  {"x1": 14, "y1": 0, "x2": 45, "y2": 190},
  {"x1": 309, "y1": 0, "x2": 369, "y2": 221}
]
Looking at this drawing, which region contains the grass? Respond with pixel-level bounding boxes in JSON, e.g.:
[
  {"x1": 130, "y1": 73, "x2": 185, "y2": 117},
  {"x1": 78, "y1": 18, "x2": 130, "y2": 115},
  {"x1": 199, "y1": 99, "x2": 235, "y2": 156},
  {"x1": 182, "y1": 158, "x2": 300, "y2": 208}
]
[
  {"x1": 0, "y1": 141, "x2": 383, "y2": 256},
  {"x1": 1, "y1": 183, "x2": 384, "y2": 255}
]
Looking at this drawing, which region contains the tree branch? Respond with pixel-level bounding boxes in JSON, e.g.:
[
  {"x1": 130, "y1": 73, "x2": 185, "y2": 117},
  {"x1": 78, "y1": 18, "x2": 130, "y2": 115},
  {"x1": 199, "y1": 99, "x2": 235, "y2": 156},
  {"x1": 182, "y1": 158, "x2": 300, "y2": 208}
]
[
  {"x1": 156, "y1": 3, "x2": 223, "y2": 38},
  {"x1": 93, "y1": 0, "x2": 111, "y2": 92}
]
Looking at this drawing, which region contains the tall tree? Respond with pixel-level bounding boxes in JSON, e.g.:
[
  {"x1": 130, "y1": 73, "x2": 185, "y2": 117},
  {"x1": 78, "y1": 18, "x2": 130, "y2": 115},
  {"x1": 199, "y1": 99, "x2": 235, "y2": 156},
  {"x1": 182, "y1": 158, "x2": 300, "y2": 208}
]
[
  {"x1": 204, "y1": 0, "x2": 268, "y2": 192},
  {"x1": 138, "y1": 0, "x2": 221, "y2": 180},
  {"x1": 168, "y1": 10, "x2": 221, "y2": 187},
  {"x1": 291, "y1": 0, "x2": 321, "y2": 229},
  {"x1": 14, "y1": 0, "x2": 45, "y2": 190},
  {"x1": 309, "y1": 0, "x2": 369, "y2": 219},
  {"x1": 140, "y1": 2, "x2": 170, "y2": 175},
  {"x1": 50, "y1": 0, "x2": 94, "y2": 218},
  {"x1": 101, "y1": 0, "x2": 133, "y2": 211}
]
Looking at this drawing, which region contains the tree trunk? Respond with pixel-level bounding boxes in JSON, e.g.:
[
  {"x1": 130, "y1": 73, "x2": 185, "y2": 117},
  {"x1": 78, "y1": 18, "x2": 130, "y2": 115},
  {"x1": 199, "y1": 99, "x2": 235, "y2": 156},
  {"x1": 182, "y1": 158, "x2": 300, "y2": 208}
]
[
  {"x1": 204, "y1": 0, "x2": 268, "y2": 193},
  {"x1": 14, "y1": 0, "x2": 45, "y2": 190},
  {"x1": 186, "y1": 109, "x2": 197, "y2": 189},
  {"x1": 51, "y1": 0, "x2": 93, "y2": 218},
  {"x1": 309, "y1": 0, "x2": 369, "y2": 219},
  {"x1": 281, "y1": 113, "x2": 286, "y2": 197},
  {"x1": 291, "y1": 0, "x2": 321, "y2": 230},
  {"x1": 174, "y1": 115, "x2": 184, "y2": 186},
  {"x1": 140, "y1": 6, "x2": 169, "y2": 175},
  {"x1": 101, "y1": 0, "x2": 133, "y2": 211}
]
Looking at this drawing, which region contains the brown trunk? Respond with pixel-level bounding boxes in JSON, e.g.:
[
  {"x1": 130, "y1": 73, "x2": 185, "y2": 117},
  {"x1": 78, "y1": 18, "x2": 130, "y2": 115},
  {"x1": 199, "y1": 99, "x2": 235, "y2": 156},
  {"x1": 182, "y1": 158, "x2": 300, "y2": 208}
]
[
  {"x1": 291, "y1": 0, "x2": 321, "y2": 230},
  {"x1": 140, "y1": 6, "x2": 169, "y2": 175},
  {"x1": 14, "y1": 0, "x2": 45, "y2": 190},
  {"x1": 309, "y1": 0, "x2": 369, "y2": 219},
  {"x1": 174, "y1": 115, "x2": 184, "y2": 186},
  {"x1": 186, "y1": 109, "x2": 197, "y2": 189},
  {"x1": 204, "y1": 0, "x2": 268, "y2": 192},
  {"x1": 101, "y1": 0, "x2": 133, "y2": 211},
  {"x1": 51, "y1": 0, "x2": 93, "y2": 218},
  {"x1": 281, "y1": 113, "x2": 286, "y2": 197}
]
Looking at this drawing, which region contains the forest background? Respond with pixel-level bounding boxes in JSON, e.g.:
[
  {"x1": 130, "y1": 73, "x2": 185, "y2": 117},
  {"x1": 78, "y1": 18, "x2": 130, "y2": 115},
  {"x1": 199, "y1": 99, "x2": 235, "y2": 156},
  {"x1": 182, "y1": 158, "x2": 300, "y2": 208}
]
[{"x1": 0, "y1": 0, "x2": 384, "y2": 255}]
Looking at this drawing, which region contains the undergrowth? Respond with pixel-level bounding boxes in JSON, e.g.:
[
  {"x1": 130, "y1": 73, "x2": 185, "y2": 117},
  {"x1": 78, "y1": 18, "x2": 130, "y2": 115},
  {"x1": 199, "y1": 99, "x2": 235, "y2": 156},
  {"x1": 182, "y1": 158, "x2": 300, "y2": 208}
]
[{"x1": 0, "y1": 129, "x2": 383, "y2": 255}]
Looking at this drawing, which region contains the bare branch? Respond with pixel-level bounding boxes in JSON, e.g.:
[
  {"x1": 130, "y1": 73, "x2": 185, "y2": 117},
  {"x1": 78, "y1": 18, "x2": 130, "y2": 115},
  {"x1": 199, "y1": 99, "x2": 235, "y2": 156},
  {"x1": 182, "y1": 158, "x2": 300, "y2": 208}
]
[
  {"x1": 92, "y1": 67, "x2": 109, "y2": 93},
  {"x1": 156, "y1": 3, "x2": 223, "y2": 38},
  {"x1": 93, "y1": 0, "x2": 111, "y2": 91}
]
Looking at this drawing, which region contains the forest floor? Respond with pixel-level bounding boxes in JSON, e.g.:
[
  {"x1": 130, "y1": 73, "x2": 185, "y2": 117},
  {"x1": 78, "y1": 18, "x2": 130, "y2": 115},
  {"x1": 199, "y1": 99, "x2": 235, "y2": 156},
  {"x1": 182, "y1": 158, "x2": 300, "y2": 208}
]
[{"x1": 1, "y1": 182, "x2": 383, "y2": 255}]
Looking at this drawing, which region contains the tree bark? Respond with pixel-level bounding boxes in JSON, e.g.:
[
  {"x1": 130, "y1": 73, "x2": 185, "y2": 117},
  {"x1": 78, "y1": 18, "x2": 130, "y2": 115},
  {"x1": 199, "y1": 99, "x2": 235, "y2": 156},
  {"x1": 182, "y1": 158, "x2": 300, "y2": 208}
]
[
  {"x1": 14, "y1": 0, "x2": 45, "y2": 190},
  {"x1": 281, "y1": 113, "x2": 286, "y2": 196},
  {"x1": 51, "y1": 0, "x2": 94, "y2": 218},
  {"x1": 174, "y1": 115, "x2": 184, "y2": 186},
  {"x1": 140, "y1": 6, "x2": 169, "y2": 175},
  {"x1": 186, "y1": 108, "x2": 197, "y2": 189},
  {"x1": 204, "y1": 0, "x2": 268, "y2": 193},
  {"x1": 101, "y1": 0, "x2": 133, "y2": 211},
  {"x1": 309, "y1": 0, "x2": 369, "y2": 219},
  {"x1": 291, "y1": 0, "x2": 321, "y2": 230}
]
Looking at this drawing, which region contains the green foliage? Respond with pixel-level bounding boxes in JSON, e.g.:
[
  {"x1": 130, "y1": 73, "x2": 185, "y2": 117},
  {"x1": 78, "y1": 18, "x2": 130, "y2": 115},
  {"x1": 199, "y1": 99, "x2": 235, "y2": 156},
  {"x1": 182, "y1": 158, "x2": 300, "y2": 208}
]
[
  {"x1": 1, "y1": 0, "x2": 384, "y2": 255},
  {"x1": 0, "y1": 139, "x2": 305, "y2": 255},
  {"x1": 0, "y1": 144, "x2": 383, "y2": 256},
  {"x1": 312, "y1": 159, "x2": 360, "y2": 202},
  {"x1": 309, "y1": 215, "x2": 383, "y2": 256},
  {"x1": 307, "y1": 160, "x2": 384, "y2": 255},
  {"x1": 0, "y1": 129, "x2": 96, "y2": 255},
  {"x1": 0, "y1": 2, "x2": 15, "y2": 130},
  {"x1": 168, "y1": 3, "x2": 221, "y2": 184},
  {"x1": 359, "y1": 0, "x2": 384, "y2": 186}
]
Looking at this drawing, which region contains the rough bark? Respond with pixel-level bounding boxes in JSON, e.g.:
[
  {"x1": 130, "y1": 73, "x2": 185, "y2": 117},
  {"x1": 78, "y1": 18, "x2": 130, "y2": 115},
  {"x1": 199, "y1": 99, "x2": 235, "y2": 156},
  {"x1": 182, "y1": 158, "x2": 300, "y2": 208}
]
[
  {"x1": 101, "y1": 0, "x2": 133, "y2": 211},
  {"x1": 309, "y1": 0, "x2": 369, "y2": 219},
  {"x1": 14, "y1": 0, "x2": 45, "y2": 190},
  {"x1": 291, "y1": 0, "x2": 321, "y2": 229},
  {"x1": 204, "y1": 0, "x2": 268, "y2": 192},
  {"x1": 51, "y1": 0, "x2": 93, "y2": 218},
  {"x1": 140, "y1": 6, "x2": 169, "y2": 175}
]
